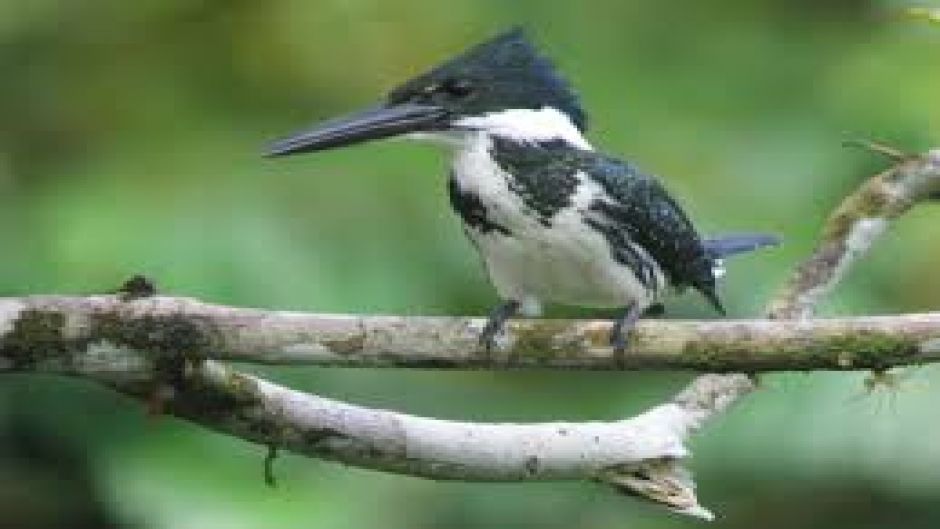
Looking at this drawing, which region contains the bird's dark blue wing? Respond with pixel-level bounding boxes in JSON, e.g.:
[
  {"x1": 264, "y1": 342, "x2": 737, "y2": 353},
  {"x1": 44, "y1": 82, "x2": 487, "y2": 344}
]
[
  {"x1": 582, "y1": 156, "x2": 723, "y2": 312},
  {"x1": 485, "y1": 139, "x2": 722, "y2": 312}
]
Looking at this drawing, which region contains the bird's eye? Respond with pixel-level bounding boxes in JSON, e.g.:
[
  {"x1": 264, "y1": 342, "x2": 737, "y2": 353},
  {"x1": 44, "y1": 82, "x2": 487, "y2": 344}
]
[{"x1": 442, "y1": 78, "x2": 475, "y2": 98}]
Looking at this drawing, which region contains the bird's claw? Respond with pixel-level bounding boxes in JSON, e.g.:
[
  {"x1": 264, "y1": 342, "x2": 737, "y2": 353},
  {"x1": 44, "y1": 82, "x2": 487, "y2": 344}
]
[
  {"x1": 610, "y1": 302, "x2": 643, "y2": 361},
  {"x1": 479, "y1": 300, "x2": 521, "y2": 353},
  {"x1": 478, "y1": 324, "x2": 501, "y2": 352},
  {"x1": 609, "y1": 329, "x2": 629, "y2": 355}
]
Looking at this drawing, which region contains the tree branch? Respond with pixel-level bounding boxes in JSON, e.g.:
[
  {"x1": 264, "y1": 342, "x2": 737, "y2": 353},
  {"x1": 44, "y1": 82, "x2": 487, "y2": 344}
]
[
  {"x1": 768, "y1": 147, "x2": 940, "y2": 319},
  {"x1": 658, "y1": 145, "x2": 940, "y2": 516},
  {"x1": 3, "y1": 296, "x2": 940, "y2": 372},
  {"x1": 1, "y1": 146, "x2": 938, "y2": 520}
]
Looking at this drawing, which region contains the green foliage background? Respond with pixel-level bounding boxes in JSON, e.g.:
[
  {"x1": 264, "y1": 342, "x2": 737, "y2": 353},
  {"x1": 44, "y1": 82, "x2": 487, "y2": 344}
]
[{"x1": 2, "y1": 1, "x2": 940, "y2": 527}]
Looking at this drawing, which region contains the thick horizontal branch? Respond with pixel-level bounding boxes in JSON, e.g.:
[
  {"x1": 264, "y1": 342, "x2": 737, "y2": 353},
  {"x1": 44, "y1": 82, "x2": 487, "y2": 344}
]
[{"x1": 3, "y1": 296, "x2": 940, "y2": 373}]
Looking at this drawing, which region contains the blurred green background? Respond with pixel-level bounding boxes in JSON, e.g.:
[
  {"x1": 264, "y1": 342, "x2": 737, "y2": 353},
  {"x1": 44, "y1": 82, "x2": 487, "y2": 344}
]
[{"x1": 2, "y1": 1, "x2": 940, "y2": 528}]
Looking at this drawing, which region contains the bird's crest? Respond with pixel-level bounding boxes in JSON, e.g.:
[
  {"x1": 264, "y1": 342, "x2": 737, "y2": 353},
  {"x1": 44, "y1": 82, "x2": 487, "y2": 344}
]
[{"x1": 388, "y1": 28, "x2": 588, "y2": 132}]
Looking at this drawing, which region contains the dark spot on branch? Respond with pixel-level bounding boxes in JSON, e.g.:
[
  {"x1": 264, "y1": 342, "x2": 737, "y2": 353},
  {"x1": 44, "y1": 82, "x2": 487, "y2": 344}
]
[
  {"x1": 116, "y1": 275, "x2": 157, "y2": 301},
  {"x1": 524, "y1": 455, "x2": 540, "y2": 476},
  {"x1": 244, "y1": 414, "x2": 282, "y2": 438},
  {"x1": 324, "y1": 334, "x2": 366, "y2": 355},
  {"x1": 302, "y1": 427, "x2": 349, "y2": 447},
  {"x1": 380, "y1": 354, "x2": 462, "y2": 369},
  {"x1": 166, "y1": 370, "x2": 263, "y2": 425},
  {"x1": 1, "y1": 309, "x2": 68, "y2": 370},
  {"x1": 152, "y1": 354, "x2": 187, "y2": 390},
  {"x1": 89, "y1": 312, "x2": 215, "y2": 360}
]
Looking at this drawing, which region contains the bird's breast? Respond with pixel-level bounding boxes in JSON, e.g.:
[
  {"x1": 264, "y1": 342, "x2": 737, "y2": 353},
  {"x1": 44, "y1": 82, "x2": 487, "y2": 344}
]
[
  {"x1": 448, "y1": 142, "x2": 535, "y2": 235},
  {"x1": 447, "y1": 143, "x2": 664, "y2": 309}
]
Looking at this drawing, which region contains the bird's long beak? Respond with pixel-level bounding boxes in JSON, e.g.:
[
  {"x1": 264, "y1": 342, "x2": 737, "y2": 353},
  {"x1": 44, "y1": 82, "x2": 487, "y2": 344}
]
[{"x1": 265, "y1": 103, "x2": 448, "y2": 157}]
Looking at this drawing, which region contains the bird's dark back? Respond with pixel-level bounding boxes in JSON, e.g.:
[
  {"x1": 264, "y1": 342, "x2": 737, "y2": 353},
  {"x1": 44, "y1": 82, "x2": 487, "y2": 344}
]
[{"x1": 488, "y1": 139, "x2": 719, "y2": 302}]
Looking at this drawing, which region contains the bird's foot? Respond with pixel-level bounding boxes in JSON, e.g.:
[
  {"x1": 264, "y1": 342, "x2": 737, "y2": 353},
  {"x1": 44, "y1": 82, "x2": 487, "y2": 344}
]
[
  {"x1": 479, "y1": 300, "x2": 520, "y2": 352},
  {"x1": 610, "y1": 332, "x2": 628, "y2": 355},
  {"x1": 610, "y1": 302, "x2": 644, "y2": 357}
]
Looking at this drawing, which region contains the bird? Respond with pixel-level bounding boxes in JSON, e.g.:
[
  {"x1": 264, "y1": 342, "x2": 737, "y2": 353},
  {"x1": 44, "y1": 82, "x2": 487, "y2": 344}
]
[{"x1": 265, "y1": 28, "x2": 779, "y2": 352}]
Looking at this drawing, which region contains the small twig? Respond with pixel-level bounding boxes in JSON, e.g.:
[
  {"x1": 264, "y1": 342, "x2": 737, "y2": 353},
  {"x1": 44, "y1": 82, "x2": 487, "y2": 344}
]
[
  {"x1": 841, "y1": 137, "x2": 910, "y2": 162},
  {"x1": 264, "y1": 445, "x2": 279, "y2": 487}
]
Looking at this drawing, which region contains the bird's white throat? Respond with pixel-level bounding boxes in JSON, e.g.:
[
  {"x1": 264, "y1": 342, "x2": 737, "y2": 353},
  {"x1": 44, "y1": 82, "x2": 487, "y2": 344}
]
[
  {"x1": 409, "y1": 107, "x2": 592, "y2": 151},
  {"x1": 455, "y1": 107, "x2": 592, "y2": 149}
]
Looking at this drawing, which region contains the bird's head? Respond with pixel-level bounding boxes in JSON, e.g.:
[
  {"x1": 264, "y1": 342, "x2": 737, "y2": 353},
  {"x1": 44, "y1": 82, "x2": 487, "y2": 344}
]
[{"x1": 266, "y1": 28, "x2": 589, "y2": 157}]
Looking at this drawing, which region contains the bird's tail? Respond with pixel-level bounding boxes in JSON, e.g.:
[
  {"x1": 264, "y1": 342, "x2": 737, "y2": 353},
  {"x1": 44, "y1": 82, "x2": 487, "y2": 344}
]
[
  {"x1": 695, "y1": 233, "x2": 779, "y2": 316},
  {"x1": 703, "y1": 233, "x2": 780, "y2": 259}
]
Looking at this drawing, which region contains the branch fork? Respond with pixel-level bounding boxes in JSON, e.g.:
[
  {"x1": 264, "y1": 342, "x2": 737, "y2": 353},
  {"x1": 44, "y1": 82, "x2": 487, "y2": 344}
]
[{"x1": 2, "y1": 145, "x2": 939, "y2": 520}]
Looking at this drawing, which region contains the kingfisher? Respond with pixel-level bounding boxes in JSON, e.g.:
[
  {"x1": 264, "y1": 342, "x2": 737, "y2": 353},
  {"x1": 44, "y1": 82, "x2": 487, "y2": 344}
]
[{"x1": 266, "y1": 28, "x2": 778, "y2": 352}]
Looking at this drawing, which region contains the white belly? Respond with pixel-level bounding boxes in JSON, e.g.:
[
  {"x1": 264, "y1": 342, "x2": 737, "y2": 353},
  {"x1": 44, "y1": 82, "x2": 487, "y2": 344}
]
[
  {"x1": 469, "y1": 211, "x2": 659, "y2": 313},
  {"x1": 451, "y1": 137, "x2": 663, "y2": 314}
]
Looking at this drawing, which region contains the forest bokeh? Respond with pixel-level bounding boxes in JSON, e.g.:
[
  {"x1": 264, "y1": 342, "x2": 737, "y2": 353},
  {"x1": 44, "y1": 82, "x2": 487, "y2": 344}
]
[{"x1": 2, "y1": 1, "x2": 940, "y2": 528}]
